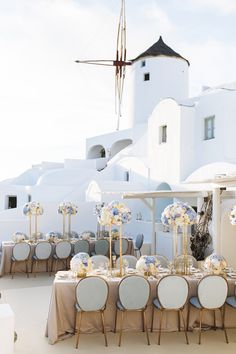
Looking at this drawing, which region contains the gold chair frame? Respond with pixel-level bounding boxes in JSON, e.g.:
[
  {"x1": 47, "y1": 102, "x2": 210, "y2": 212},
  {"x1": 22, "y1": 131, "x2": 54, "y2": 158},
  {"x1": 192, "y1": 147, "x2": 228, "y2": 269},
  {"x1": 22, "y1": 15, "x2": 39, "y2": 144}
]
[
  {"x1": 114, "y1": 275, "x2": 150, "y2": 346},
  {"x1": 151, "y1": 275, "x2": 189, "y2": 345},
  {"x1": 187, "y1": 274, "x2": 229, "y2": 344},
  {"x1": 74, "y1": 276, "x2": 109, "y2": 348}
]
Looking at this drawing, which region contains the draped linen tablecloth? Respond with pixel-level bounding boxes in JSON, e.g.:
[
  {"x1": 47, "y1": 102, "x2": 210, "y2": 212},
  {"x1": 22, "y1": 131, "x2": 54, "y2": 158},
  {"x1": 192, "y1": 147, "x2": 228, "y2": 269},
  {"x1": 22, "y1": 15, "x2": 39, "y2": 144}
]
[
  {"x1": 0, "y1": 239, "x2": 134, "y2": 276},
  {"x1": 45, "y1": 272, "x2": 236, "y2": 345}
]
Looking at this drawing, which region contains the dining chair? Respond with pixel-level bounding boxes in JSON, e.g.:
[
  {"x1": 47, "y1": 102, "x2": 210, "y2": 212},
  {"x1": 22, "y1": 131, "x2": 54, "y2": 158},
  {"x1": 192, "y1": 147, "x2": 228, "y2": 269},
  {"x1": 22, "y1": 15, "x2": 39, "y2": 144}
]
[
  {"x1": 225, "y1": 284, "x2": 236, "y2": 341},
  {"x1": 151, "y1": 275, "x2": 189, "y2": 345},
  {"x1": 52, "y1": 240, "x2": 72, "y2": 272},
  {"x1": 154, "y1": 254, "x2": 169, "y2": 268},
  {"x1": 188, "y1": 275, "x2": 228, "y2": 344},
  {"x1": 113, "y1": 238, "x2": 129, "y2": 257},
  {"x1": 10, "y1": 242, "x2": 31, "y2": 279},
  {"x1": 92, "y1": 239, "x2": 109, "y2": 256},
  {"x1": 115, "y1": 275, "x2": 150, "y2": 346},
  {"x1": 116, "y1": 255, "x2": 137, "y2": 269},
  {"x1": 74, "y1": 276, "x2": 109, "y2": 348},
  {"x1": 31, "y1": 241, "x2": 52, "y2": 276},
  {"x1": 73, "y1": 240, "x2": 90, "y2": 256},
  {"x1": 134, "y1": 234, "x2": 144, "y2": 258},
  {"x1": 90, "y1": 255, "x2": 109, "y2": 269}
]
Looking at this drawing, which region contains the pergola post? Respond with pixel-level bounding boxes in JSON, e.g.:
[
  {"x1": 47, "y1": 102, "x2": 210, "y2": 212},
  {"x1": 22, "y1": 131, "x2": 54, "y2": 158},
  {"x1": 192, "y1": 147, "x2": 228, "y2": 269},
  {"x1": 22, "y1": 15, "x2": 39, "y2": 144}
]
[
  {"x1": 212, "y1": 188, "x2": 221, "y2": 253},
  {"x1": 151, "y1": 198, "x2": 156, "y2": 254}
]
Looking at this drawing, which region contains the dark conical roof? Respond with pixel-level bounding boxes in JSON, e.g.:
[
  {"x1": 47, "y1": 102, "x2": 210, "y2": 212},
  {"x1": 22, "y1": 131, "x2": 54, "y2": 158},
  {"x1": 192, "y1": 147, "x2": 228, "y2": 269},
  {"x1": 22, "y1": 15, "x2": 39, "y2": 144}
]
[{"x1": 132, "y1": 36, "x2": 190, "y2": 66}]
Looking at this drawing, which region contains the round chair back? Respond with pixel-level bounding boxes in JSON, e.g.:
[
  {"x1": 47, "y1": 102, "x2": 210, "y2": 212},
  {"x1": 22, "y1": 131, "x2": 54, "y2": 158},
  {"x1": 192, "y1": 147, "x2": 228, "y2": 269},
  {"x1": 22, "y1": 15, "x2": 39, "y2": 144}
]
[
  {"x1": 94, "y1": 239, "x2": 109, "y2": 255},
  {"x1": 114, "y1": 238, "x2": 128, "y2": 256},
  {"x1": 55, "y1": 241, "x2": 71, "y2": 259},
  {"x1": 12, "y1": 242, "x2": 31, "y2": 261},
  {"x1": 74, "y1": 240, "x2": 90, "y2": 255},
  {"x1": 116, "y1": 255, "x2": 137, "y2": 269},
  {"x1": 135, "y1": 234, "x2": 144, "y2": 250},
  {"x1": 154, "y1": 254, "x2": 169, "y2": 268},
  {"x1": 119, "y1": 275, "x2": 150, "y2": 310},
  {"x1": 76, "y1": 276, "x2": 108, "y2": 311},
  {"x1": 157, "y1": 275, "x2": 189, "y2": 309},
  {"x1": 198, "y1": 275, "x2": 228, "y2": 309},
  {"x1": 35, "y1": 242, "x2": 52, "y2": 260},
  {"x1": 90, "y1": 255, "x2": 109, "y2": 269}
]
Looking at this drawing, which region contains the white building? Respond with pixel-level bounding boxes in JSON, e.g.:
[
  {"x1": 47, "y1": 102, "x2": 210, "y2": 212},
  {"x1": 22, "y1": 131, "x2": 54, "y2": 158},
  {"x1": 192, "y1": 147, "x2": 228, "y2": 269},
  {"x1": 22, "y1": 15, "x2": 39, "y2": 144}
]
[{"x1": 1, "y1": 36, "x2": 236, "y2": 265}]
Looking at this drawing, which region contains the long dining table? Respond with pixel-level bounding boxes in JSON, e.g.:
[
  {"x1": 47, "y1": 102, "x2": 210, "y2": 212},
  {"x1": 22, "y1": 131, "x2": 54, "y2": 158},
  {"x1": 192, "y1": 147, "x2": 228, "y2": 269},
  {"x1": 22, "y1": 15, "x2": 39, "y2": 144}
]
[
  {"x1": 45, "y1": 271, "x2": 236, "y2": 345},
  {"x1": 0, "y1": 238, "x2": 134, "y2": 277}
]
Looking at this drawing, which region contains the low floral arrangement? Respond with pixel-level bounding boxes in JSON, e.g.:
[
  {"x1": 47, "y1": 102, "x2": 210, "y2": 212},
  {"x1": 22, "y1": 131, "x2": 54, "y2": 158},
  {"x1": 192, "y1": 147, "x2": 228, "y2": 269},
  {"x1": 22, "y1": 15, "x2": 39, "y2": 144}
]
[
  {"x1": 204, "y1": 253, "x2": 227, "y2": 275},
  {"x1": 45, "y1": 231, "x2": 61, "y2": 242},
  {"x1": 80, "y1": 231, "x2": 95, "y2": 240},
  {"x1": 23, "y1": 201, "x2": 43, "y2": 216},
  {"x1": 12, "y1": 232, "x2": 27, "y2": 243},
  {"x1": 161, "y1": 201, "x2": 197, "y2": 227},
  {"x1": 230, "y1": 205, "x2": 236, "y2": 225},
  {"x1": 70, "y1": 253, "x2": 92, "y2": 277},
  {"x1": 136, "y1": 255, "x2": 160, "y2": 274},
  {"x1": 58, "y1": 202, "x2": 78, "y2": 215}
]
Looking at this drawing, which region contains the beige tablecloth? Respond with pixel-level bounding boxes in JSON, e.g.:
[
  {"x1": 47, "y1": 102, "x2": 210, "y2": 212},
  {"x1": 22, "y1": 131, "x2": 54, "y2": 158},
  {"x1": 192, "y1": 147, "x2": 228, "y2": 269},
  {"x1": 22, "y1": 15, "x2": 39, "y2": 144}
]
[
  {"x1": 0, "y1": 239, "x2": 134, "y2": 276},
  {"x1": 45, "y1": 273, "x2": 236, "y2": 345}
]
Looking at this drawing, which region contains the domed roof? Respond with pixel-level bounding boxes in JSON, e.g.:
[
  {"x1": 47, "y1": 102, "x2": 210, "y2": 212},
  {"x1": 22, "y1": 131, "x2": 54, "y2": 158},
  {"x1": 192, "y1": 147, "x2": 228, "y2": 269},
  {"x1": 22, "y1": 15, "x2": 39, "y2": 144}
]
[{"x1": 132, "y1": 36, "x2": 190, "y2": 65}]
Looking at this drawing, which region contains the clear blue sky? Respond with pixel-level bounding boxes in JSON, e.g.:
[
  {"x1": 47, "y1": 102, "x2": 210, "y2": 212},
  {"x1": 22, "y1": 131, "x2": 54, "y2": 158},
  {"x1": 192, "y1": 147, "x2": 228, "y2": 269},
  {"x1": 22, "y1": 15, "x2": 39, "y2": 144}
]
[{"x1": 0, "y1": 0, "x2": 235, "y2": 181}]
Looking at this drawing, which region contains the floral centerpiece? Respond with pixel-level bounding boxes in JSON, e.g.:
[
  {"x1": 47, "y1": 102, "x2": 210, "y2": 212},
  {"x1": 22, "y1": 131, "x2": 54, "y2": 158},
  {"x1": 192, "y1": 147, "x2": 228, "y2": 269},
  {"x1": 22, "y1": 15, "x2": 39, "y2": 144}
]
[
  {"x1": 204, "y1": 253, "x2": 227, "y2": 275},
  {"x1": 45, "y1": 231, "x2": 61, "y2": 242},
  {"x1": 161, "y1": 201, "x2": 197, "y2": 274},
  {"x1": 136, "y1": 255, "x2": 159, "y2": 275},
  {"x1": 23, "y1": 201, "x2": 44, "y2": 216},
  {"x1": 161, "y1": 201, "x2": 197, "y2": 227},
  {"x1": 58, "y1": 202, "x2": 78, "y2": 215},
  {"x1": 230, "y1": 205, "x2": 236, "y2": 225},
  {"x1": 70, "y1": 253, "x2": 92, "y2": 277},
  {"x1": 58, "y1": 202, "x2": 78, "y2": 239},
  {"x1": 12, "y1": 232, "x2": 27, "y2": 243},
  {"x1": 23, "y1": 201, "x2": 43, "y2": 241},
  {"x1": 111, "y1": 228, "x2": 119, "y2": 240}
]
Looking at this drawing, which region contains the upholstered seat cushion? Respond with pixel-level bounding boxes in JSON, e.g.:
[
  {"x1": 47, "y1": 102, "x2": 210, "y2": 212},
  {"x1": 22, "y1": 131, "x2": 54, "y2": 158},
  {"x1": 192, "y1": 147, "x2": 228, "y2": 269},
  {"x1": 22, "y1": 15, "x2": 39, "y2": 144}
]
[
  {"x1": 226, "y1": 296, "x2": 236, "y2": 308},
  {"x1": 152, "y1": 297, "x2": 162, "y2": 309},
  {"x1": 189, "y1": 296, "x2": 202, "y2": 309}
]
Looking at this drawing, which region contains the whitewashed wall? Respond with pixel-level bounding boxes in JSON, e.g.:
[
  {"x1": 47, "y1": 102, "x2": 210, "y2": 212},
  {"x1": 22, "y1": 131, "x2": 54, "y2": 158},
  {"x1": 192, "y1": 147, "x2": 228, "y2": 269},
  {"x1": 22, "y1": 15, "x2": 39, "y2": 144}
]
[{"x1": 129, "y1": 57, "x2": 189, "y2": 127}]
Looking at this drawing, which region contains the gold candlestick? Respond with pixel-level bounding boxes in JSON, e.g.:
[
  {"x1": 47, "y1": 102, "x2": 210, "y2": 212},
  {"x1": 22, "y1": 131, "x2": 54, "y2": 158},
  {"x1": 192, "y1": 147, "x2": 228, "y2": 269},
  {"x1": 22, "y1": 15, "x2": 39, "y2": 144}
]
[
  {"x1": 173, "y1": 225, "x2": 178, "y2": 259},
  {"x1": 63, "y1": 214, "x2": 66, "y2": 239}
]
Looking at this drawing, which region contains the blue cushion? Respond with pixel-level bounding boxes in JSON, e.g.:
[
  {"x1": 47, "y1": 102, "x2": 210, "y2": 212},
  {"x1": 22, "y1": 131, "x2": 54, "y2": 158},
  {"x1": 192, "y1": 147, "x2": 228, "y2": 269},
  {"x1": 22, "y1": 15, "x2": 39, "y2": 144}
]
[
  {"x1": 189, "y1": 296, "x2": 202, "y2": 309},
  {"x1": 116, "y1": 299, "x2": 125, "y2": 311},
  {"x1": 226, "y1": 296, "x2": 236, "y2": 308},
  {"x1": 152, "y1": 297, "x2": 162, "y2": 309}
]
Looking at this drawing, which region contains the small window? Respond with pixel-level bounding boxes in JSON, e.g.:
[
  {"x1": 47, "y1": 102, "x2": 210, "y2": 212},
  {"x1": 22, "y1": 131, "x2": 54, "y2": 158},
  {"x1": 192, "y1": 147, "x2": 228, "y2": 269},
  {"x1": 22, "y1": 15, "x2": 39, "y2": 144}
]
[
  {"x1": 144, "y1": 73, "x2": 150, "y2": 81},
  {"x1": 6, "y1": 195, "x2": 17, "y2": 209},
  {"x1": 141, "y1": 60, "x2": 146, "y2": 67},
  {"x1": 124, "y1": 171, "x2": 129, "y2": 181},
  {"x1": 204, "y1": 116, "x2": 215, "y2": 140},
  {"x1": 159, "y1": 125, "x2": 167, "y2": 144},
  {"x1": 28, "y1": 194, "x2": 32, "y2": 203}
]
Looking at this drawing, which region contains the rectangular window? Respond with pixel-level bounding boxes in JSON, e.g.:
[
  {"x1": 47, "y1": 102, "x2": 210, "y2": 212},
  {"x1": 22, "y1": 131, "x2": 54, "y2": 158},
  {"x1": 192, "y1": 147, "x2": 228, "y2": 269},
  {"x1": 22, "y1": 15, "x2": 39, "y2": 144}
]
[
  {"x1": 6, "y1": 195, "x2": 17, "y2": 209},
  {"x1": 141, "y1": 60, "x2": 146, "y2": 67},
  {"x1": 144, "y1": 73, "x2": 150, "y2": 81},
  {"x1": 204, "y1": 116, "x2": 215, "y2": 140},
  {"x1": 159, "y1": 125, "x2": 167, "y2": 144}
]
